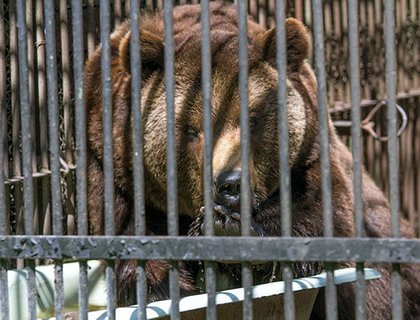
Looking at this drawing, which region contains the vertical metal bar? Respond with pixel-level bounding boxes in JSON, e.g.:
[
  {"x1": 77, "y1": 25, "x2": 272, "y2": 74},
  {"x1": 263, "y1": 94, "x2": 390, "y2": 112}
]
[
  {"x1": 201, "y1": 0, "x2": 214, "y2": 247},
  {"x1": 282, "y1": 263, "x2": 295, "y2": 320},
  {"x1": 164, "y1": 0, "x2": 177, "y2": 239},
  {"x1": 54, "y1": 261, "x2": 64, "y2": 319},
  {"x1": 72, "y1": 0, "x2": 88, "y2": 239},
  {"x1": 36, "y1": 0, "x2": 52, "y2": 237},
  {"x1": 26, "y1": 0, "x2": 40, "y2": 236},
  {"x1": 17, "y1": 0, "x2": 34, "y2": 237},
  {"x1": 241, "y1": 265, "x2": 253, "y2": 320},
  {"x1": 355, "y1": 262, "x2": 365, "y2": 319},
  {"x1": 9, "y1": 0, "x2": 18, "y2": 178},
  {"x1": 384, "y1": 0, "x2": 400, "y2": 241},
  {"x1": 129, "y1": 0, "x2": 147, "y2": 318},
  {"x1": 100, "y1": 0, "x2": 115, "y2": 238},
  {"x1": 275, "y1": 1, "x2": 294, "y2": 319},
  {"x1": 43, "y1": 1, "x2": 65, "y2": 318},
  {"x1": 0, "y1": 2, "x2": 10, "y2": 317},
  {"x1": 238, "y1": 0, "x2": 251, "y2": 242},
  {"x1": 0, "y1": 260, "x2": 8, "y2": 320},
  {"x1": 163, "y1": 1, "x2": 180, "y2": 319},
  {"x1": 0, "y1": 0, "x2": 8, "y2": 237},
  {"x1": 130, "y1": 0, "x2": 146, "y2": 250},
  {"x1": 26, "y1": 261, "x2": 36, "y2": 320},
  {"x1": 391, "y1": 263, "x2": 402, "y2": 320},
  {"x1": 71, "y1": 0, "x2": 88, "y2": 318},
  {"x1": 276, "y1": 0, "x2": 291, "y2": 241},
  {"x1": 44, "y1": 0, "x2": 63, "y2": 241},
  {"x1": 136, "y1": 261, "x2": 147, "y2": 320},
  {"x1": 348, "y1": 1, "x2": 365, "y2": 319},
  {"x1": 238, "y1": 2, "x2": 253, "y2": 320},
  {"x1": 99, "y1": 1, "x2": 116, "y2": 318},
  {"x1": 105, "y1": 261, "x2": 116, "y2": 320},
  {"x1": 0, "y1": 0, "x2": 7, "y2": 197},
  {"x1": 10, "y1": 0, "x2": 24, "y2": 253},
  {"x1": 16, "y1": 1, "x2": 37, "y2": 317},
  {"x1": 60, "y1": 0, "x2": 76, "y2": 235},
  {"x1": 312, "y1": 0, "x2": 333, "y2": 238},
  {"x1": 204, "y1": 262, "x2": 217, "y2": 320},
  {"x1": 26, "y1": 0, "x2": 37, "y2": 173},
  {"x1": 312, "y1": 1, "x2": 336, "y2": 319},
  {"x1": 78, "y1": 260, "x2": 88, "y2": 320},
  {"x1": 325, "y1": 263, "x2": 337, "y2": 320},
  {"x1": 200, "y1": 1, "x2": 217, "y2": 319},
  {"x1": 384, "y1": 1, "x2": 402, "y2": 318},
  {"x1": 348, "y1": 0, "x2": 363, "y2": 235}
]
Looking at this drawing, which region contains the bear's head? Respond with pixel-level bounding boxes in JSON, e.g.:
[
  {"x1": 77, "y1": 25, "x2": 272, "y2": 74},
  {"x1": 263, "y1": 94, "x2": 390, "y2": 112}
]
[{"x1": 114, "y1": 4, "x2": 321, "y2": 237}]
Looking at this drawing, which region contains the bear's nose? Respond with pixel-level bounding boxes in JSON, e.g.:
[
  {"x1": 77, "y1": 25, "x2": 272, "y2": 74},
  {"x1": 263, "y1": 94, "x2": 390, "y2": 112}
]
[{"x1": 215, "y1": 170, "x2": 241, "y2": 209}]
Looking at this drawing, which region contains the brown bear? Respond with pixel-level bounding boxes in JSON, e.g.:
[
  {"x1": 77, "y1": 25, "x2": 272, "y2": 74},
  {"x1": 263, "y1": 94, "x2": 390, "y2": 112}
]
[{"x1": 83, "y1": 2, "x2": 420, "y2": 319}]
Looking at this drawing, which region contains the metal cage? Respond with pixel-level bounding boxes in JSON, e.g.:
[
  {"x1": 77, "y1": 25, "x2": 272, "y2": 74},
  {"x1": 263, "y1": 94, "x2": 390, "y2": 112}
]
[{"x1": 0, "y1": 0, "x2": 419, "y2": 319}]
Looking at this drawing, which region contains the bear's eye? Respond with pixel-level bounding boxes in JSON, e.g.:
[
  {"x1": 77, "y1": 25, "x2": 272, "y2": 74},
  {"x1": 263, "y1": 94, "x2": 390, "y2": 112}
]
[
  {"x1": 249, "y1": 116, "x2": 258, "y2": 130},
  {"x1": 184, "y1": 125, "x2": 199, "y2": 141}
]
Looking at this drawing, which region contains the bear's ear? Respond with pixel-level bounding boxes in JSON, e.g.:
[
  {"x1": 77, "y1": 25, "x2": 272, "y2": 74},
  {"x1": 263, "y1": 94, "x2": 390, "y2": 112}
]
[
  {"x1": 259, "y1": 18, "x2": 310, "y2": 71},
  {"x1": 119, "y1": 29, "x2": 164, "y2": 78}
]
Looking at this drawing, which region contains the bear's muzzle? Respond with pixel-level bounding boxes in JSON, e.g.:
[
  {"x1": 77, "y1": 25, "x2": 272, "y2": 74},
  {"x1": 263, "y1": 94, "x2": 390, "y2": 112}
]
[{"x1": 197, "y1": 205, "x2": 260, "y2": 237}]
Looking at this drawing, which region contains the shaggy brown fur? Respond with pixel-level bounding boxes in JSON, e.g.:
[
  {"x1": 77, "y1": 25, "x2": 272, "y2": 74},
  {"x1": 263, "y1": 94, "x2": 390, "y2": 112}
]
[{"x1": 84, "y1": 2, "x2": 420, "y2": 318}]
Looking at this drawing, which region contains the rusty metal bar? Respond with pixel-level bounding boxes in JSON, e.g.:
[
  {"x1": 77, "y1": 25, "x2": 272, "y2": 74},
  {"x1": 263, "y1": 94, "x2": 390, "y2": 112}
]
[
  {"x1": 312, "y1": 0, "x2": 337, "y2": 318},
  {"x1": 384, "y1": 0, "x2": 403, "y2": 318},
  {"x1": 0, "y1": 2, "x2": 9, "y2": 317},
  {"x1": 200, "y1": 0, "x2": 217, "y2": 319},
  {"x1": 71, "y1": 2, "x2": 90, "y2": 315},
  {"x1": 43, "y1": 1, "x2": 64, "y2": 318},
  {"x1": 0, "y1": 236, "x2": 418, "y2": 262},
  {"x1": 347, "y1": 1, "x2": 365, "y2": 317},
  {"x1": 16, "y1": 0, "x2": 36, "y2": 316},
  {"x1": 163, "y1": 1, "x2": 180, "y2": 319},
  {"x1": 275, "y1": 0, "x2": 295, "y2": 319},
  {"x1": 99, "y1": 0, "x2": 117, "y2": 318},
  {"x1": 238, "y1": 1, "x2": 253, "y2": 319},
  {"x1": 128, "y1": 0, "x2": 148, "y2": 317}
]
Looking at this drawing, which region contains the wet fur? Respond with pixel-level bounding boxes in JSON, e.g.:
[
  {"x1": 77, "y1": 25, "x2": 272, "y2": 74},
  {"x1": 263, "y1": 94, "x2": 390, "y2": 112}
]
[{"x1": 84, "y1": 2, "x2": 420, "y2": 318}]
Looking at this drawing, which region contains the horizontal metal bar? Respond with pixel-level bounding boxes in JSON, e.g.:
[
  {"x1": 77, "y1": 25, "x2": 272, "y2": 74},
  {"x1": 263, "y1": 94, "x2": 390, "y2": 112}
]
[{"x1": 0, "y1": 236, "x2": 418, "y2": 263}]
